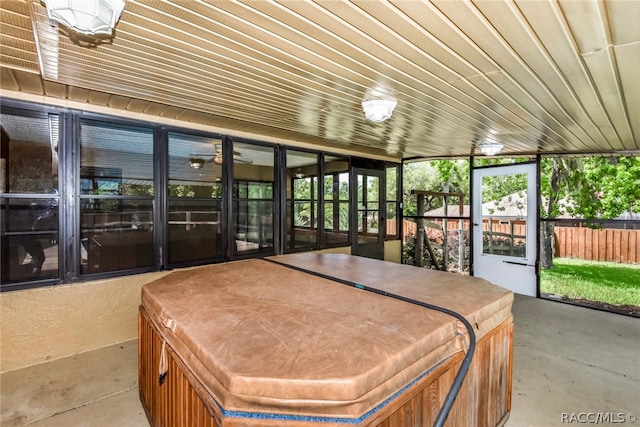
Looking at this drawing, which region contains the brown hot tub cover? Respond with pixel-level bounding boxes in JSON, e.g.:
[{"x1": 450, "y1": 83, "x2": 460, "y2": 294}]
[{"x1": 140, "y1": 253, "x2": 513, "y2": 424}]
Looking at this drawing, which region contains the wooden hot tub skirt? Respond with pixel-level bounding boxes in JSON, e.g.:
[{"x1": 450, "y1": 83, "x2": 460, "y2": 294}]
[{"x1": 138, "y1": 306, "x2": 512, "y2": 427}]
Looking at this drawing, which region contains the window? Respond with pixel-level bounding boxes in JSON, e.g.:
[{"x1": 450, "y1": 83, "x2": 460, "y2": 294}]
[
  {"x1": 232, "y1": 142, "x2": 275, "y2": 255},
  {"x1": 167, "y1": 132, "x2": 223, "y2": 265},
  {"x1": 386, "y1": 164, "x2": 400, "y2": 238},
  {"x1": 1, "y1": 100, "x2": 364, "y2": 290},
  {"x1": 481, "y1": 173, "x2": 528, "y2": 257},
  {"x1": 323, "y1": 155, "x2": 350, "y2": 246},
  {"x1": 355, "y1": 173, "x2": 382, "y2": 244},
  {"x1": 79, "y1": 119, "x2": 155, "y2": 275},
  {"x1": 286, "y1": 150, "x2": 318, "y2": 251},
  {"x1": 1, "y1": 106, "x2": 60, "y2": 287},
  {"x1": 402, "y1": 159, "x2": 471, "y2": 272}
]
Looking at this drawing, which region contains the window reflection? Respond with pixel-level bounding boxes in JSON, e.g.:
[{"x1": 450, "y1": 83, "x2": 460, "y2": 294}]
[
  {"x1": 79, "y1": 119, "x2": 154, "y2": 274},
  {"x1": 356, "y1": 174, "x2": 380, "y2": 243},
  {"x1": 386, "y1": 165, "x2": 399, "y2": 238},
  {"x1": 79, "y1": 119, "x2": 154, "y2": 196},
  {"x1": 3, "y1": 101, "x2": 407, "y2": 288},
  {"x1": 1, "y1": 109, "x2": 59, "y2": 195},
  {"x1": 80, "y1": 200, "x2": 154, "y2": 274},
  {"x1": 1, "y1": 106, "x2": 60, "y2": 285},
  {"x1": 323, "y1": 156, "x2": 349, "y2": 246},
  {"x1": 167, "y1": 132, "x2": 223, "y2": 264},
  {"x1": 286, "y1": 150, "x2": 318, "y2": 251},
  {"x1": 2, "y1": 199, "x2": 59, "y2": 282},
  {"x1": 233, "y1": 143, "x2": 275, "y2": 254}
]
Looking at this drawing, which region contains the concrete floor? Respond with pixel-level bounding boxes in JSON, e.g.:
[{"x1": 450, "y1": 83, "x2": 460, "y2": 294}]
[{"x1": 1, "y1": 294, "x2": 638, "y2": 426}]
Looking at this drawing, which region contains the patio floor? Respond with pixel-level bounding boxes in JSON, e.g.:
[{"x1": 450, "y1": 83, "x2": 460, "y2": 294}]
[{"x1": 1, "y1": 294, "x2": 638, "y2": 426}]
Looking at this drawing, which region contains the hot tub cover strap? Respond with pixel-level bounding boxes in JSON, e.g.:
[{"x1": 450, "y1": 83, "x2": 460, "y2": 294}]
[{"x1": 263, "y1": 257, "x2": 477, "y2": 427}]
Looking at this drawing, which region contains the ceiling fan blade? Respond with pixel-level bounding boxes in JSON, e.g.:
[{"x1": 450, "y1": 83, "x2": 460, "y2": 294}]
[
  {"x1": 191, "y1": 148, "x2": 251, "y2": 165},
  {"x1": 214, "y1": 144, "x2": 241, "y2": 156}
]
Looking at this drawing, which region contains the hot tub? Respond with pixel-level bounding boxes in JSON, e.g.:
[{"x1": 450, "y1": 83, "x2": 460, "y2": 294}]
[{"x1": 138, "y1": 253, "x2": 513, "y2": 426}]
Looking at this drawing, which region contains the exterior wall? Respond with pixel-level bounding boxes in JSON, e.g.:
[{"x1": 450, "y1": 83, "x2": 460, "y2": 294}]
[
  {"x1": 314, "y1": 240, "x2": 402, "y2": 262},
  {"x1": 0, "y1": 271, "x2": 171, "y2": 373},
  {"x1": 384, "y1": 239, "x2": 402, "y2": 263},
  {"x1": 314, "y1": 246, "x2": 351, "y2": 255},
  {"x1": 1, "y1": 241, "x2": 402, "y2": 373},
  {"x1": 2, "y1": 213, "x2": 399, "y2": 370},
  {"x1": 1, "y1": 95, "x2": 403, "y2": 372}
]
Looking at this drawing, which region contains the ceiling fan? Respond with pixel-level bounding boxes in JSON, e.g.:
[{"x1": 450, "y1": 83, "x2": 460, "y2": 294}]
[{"x1": 189, "y1": 145, "x2": 252, "y2": 169}]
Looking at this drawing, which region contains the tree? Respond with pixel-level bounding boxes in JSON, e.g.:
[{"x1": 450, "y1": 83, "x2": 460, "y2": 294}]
[
  {"x1": 292, "y1": 177, "x2": 313, "y2": 226},
  {"x1": 539, "y1": 157, "x2": 579, "y2": 269},
  {"x1": 540, "y1": 156, "x2": 640, "y2": 269},
  {"x1": 402, "y1": 162, "x2": 440, "y2": 215},
  {"x1": 572, "y1": 157, "x2": 640, "y2": 219},
  {"x1": 402, "y1": 160, "x2": 469, "y2": 215},
  {"x1": 403, "y1": 156, "x2": 640, "y2": 271}
]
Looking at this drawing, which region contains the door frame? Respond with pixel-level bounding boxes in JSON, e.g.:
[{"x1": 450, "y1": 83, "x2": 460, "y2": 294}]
[
  {"x1": 472, "y1": 162, "x2": 539, "y2": 296},
  {"x1": 351, "y1": 167, "x2": 385, "y2": 260}
]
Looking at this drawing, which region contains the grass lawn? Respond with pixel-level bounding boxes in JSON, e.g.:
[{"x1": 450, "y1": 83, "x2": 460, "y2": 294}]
[{"x1": 540, "y1": 258, "x2": 640, "y2": 307}]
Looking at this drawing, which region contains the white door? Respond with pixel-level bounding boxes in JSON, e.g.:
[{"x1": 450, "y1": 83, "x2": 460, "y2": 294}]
[{"x1": 472, "y1": 163, "x2": 537, "y2": 296}]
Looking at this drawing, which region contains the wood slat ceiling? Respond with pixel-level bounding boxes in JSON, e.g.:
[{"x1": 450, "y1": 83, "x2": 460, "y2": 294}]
[{"x1": 1, "y1": 0, "x2": 638, "y2": 159}]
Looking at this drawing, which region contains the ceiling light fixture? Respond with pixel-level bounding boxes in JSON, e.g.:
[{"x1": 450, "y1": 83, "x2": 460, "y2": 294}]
[
  {"x1": 479, "y1": 141, "x2": 504, "y2": 156},
  {"x1": 44, "y1": 0, "x2": 125, "y2": 36},
  {"x1": 362, "y1": 98, "x2": 397, "y2": 122},
  {"x1": 189, "y1": 158, "x2": 205, "y2": 169}
]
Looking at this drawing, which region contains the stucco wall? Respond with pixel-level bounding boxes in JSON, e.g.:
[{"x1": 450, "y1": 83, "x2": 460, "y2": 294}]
[
  {"x1": 1, "y1": 243, "x2": 402, "y2": 373},
  {"x1": 0, "y1": 271, "x2": 171, "y2": 373},
  {"x1": 384, "y1": 240, "x2": 402, "y2": 264},
  {"x1": 314, "y1": 246, "x2": 351, "y2": 255},
  {"x1": 314, "y1": 240, "x2": 401, "y2": 263}
]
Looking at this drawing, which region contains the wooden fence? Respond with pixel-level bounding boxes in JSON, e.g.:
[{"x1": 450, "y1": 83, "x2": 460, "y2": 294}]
[
  {"x1": 400, "y1": 219, "x2": 525, "y2": 238},
  {"x1": 396, "y1": 219, "x2": 640, "y2": 265},
  {"x1": 555, "y1": 226, "x2": 639, "y2": 264}
]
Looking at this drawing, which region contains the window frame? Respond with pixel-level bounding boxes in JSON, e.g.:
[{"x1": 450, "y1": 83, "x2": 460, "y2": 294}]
[
  {"x1": 322, "y1": 155, "x2": 351, "y2": 248},
  {"x1": 76, "y1": 115, "x2": 157, "y2": 279},
  {"x1": 164, "y1": 130, "x2": 225, "y2": 267},
  {"x1": 0, "y1": 99, "x2": 376, "y2": 291},
  {"x1": 228, "y1": 138, "x2": 279, "y2": 259},
  {"x1": 0, "y1": 102, "x2": 64, "y2": 291},
  {"x1": 284, "y1": 147, "x2": 320, "y2": 253},
  {"x1": 385, "y1": 163, "x2": 401, "y2": 240}
]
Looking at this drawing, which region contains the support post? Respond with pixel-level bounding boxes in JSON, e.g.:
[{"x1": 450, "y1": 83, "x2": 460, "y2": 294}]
[
  {"x1": 424, "y1": 229, "x2": 441, "y2": 270},
  {"x1": 458, "y1": 218, "x2": 464, "y2": 272},
  {"x1": 443, "y1": 195, "x2": 449, "y2": 270},
  {"x1": 415, "y1": 193, "x2": 425, "y2": 267}
]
